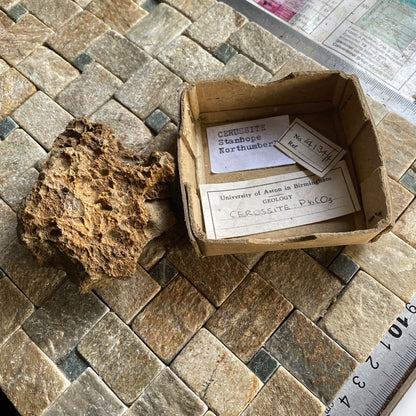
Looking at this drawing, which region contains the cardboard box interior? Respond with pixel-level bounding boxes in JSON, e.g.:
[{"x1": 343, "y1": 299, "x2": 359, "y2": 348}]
[{"x1": 179, "y1": 71, "x2": 392, "y2": 256}]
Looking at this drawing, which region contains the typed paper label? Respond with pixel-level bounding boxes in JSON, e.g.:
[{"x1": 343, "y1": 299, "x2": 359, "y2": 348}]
[{"x1": 200, "y1": 160, "x2": 360, "y2": 239}]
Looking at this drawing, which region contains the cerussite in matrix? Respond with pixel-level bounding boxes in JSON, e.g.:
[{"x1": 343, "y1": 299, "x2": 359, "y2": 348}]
[{"x1": 18, "y1": 118, "x2": 175, "y2": 293}]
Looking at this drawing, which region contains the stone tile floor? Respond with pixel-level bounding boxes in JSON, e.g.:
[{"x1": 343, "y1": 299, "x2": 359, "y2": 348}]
[{"x1": 0, "y1": 0, "x2": 415, "y2": 415}]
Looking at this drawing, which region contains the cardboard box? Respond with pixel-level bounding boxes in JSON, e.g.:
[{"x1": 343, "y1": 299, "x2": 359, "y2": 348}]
[{"x1": 178, "y1": 71, "x2": 392, "y2": 256}]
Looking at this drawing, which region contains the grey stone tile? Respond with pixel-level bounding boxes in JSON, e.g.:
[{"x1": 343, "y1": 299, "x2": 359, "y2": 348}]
[
  {"x1": 328, "y1": 253, "x2": 360, "y2": 284},
  {"x1": 145, "y1": 109, "x2": 170, "y2": 134},
  {"x1": 186, "y1": 3, "x2": 247, "y2": 51},
  {"x1": 304, "y1": 246, "x2": 342, "y2": 267},
  {"x1": 0, "y1": 198, "x2": 16, "y2": 253},
  {"x1": 23, "y1": 280, "x2": 108, "y2": 362},
  {"x1": 228, "y1": 22, "x2": 296, "y2": 73},
  {"x1": 127, "y1": 3, "x2": 190, "y2": 56},
  {"x1": 7, "y1": 3, "x2": 28, "y2": 22},
  {"x1": 0, "y1": 14, "x2": 53, "y2": 66},
  {"x1": 44, "y1": 368, "x2": 126, "y2": 416},
  {"x1": 377, "y1": 112, "x2": 416, "y2": 180},
  {"x1": 22, "y1": 0, "x2": 82, "y2": 29},
  {"x1": 247, "y1": 348, "x2": 280, "y2": 383},
  {"x1": 132, "y1": 275, "x2": 214, "y2": 363},
  {"x1": 242, "y1": 366, "x2": 325, "y2": 416},
  {"x1": 389, "y1": 177, "x2": 414, "y2": 220},
  {"x1": 149, "y1": 257, "x2": 178, "y2": 287},
  {"x1": 206, "y1": 272, "x2": 293, "y2": 363},
  {"x1": 219, "y1": 53, "x2": 271, "y2": 83},
  {"x1": 320, "y1": 271, "x2": 405, "y2": 362},
  {"x1": 90, "y1": 99, "x2": 153, "y2": 153},
  {"x1": 0, "y1": 167, "x2": 39, "y2": 211},
  {"x1": 267, "y1": 310, "x2": 358, "y2": 404},
  {"x1": 87, "y1": 30, "x2": 152, "y2": 81},
  {"x1": 57, "y1": 63, "x2": 122, "y2": 118},
  {"x1": 171, "y1": 328, "x2": 262, "y2": 416},
  {"x1": 158, "y1": 36, "x2": 223, "y2": 83},
  {"x1": 72, "y1": 52, "x2": 94, "y2": 71},
  {"x1": 162, "y1": 0, "x2": 216, "y2": 20},
  {"x1": 344, "y1": 232, "x2": 416, "y2": 302},
  {"x1": 140, "y1": 0, "x2": 158, "y2": 13},
  {"x1": 95, "y1": 265, "x2": 160, "y2": 324},
  {"x1": 254, "y1": 250, "x2": 343, "y2": 321},
  {"x1": 0, "y1": 276, "x2": 33, "y2": 346},
  {"x1": 0, "y1": 68, "x2": 35, "y2": 119},
  {"x1": 0, "y1": 116, "x2": 18, "y2": 139},
  {"x1": 0, "y1": 128, "x2": 46, "y2": 188},
  {"x1": 125, "y1": 368, "x2": 207, "y2": 416},
  {"x1": 12, "y1": 91, "x2": 73, "y2": 150},
  {"x1": 47, "y1": 10, "x2": 109, "y2": 61},
  {"x1": 399, "y1": 166, "x2": 416, "y2": 194},
  {"x1": 78, "y1": 312, "x2": 164, "y2": 404},
  {"x1": 17, "y1": 45, "x2": 79, "y2": 98},
  {"x1": 115, "y1": 59, "x2": 182, "y2": 119},
  {"x1": 213, "y1": 42, "x2": 238, "y2": 64},
  {"x1": 87, "y1": 0, "x2": 146, "y2": 34},
  {"x1": 0, "y1": 238, "x2": 66, "y2": 307},
  {"x1": 0, "y1": 330, "x2": 70, "y2": 416},
  {"x1": 58, "y1": 349, "x2": 89, "y2": 382},
  {"x1": 166, "y1": 240, "x2": 249, "y2": 307}
]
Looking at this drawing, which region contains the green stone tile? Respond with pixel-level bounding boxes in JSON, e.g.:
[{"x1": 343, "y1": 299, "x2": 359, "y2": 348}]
[
  {"x1": 399, "y1": 167, "x2": 416, "y2": 194},
  {"x1": 78, "y1": 312, "x2": 164, "y2": 404},
  {"x1": 149, "y1": 257, "x2": 179, "y2": 287},
  {"x1": 266, "y1": 310, "x2": 358, "y2": 404},
  {"x1": 58, "y1": 349, "x2": 89, "y2": 382},
  {"x1": 213, "y1": 42, "x2": 238, "y2": 64},
  {"x1": 247, "y1": 348, "x2": 280, "y2": 383},
  {"x1": 72, "y1": 52, "x2": 94, "y2": 71},
  {"x1": 145, "y1": 108, "x2": 170, "y2": 134},
  {"x1": 328, "y1": 253, "x2": 360, "y2": 284},
  {"x1": 140, "y1": 0, "x2": 158, "y2": 13},
  {"x1": 23, "y1": 280, "x2": 109, "y2": 362},
  {"x1": 7, "y1": 3, "x2": 28, "y2": 22}
]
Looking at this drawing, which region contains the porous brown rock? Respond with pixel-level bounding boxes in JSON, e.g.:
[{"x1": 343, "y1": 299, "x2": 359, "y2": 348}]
[{"x1": 18, "y1": 117, "x2": 175, "y2": 293}]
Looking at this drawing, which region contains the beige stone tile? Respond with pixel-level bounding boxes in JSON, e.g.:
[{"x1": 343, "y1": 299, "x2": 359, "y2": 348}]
[
  {"x1": 389, "y1": 177, "x2": 414, "y2": 221},
  {"x1": 138, "y1": 237, "x2": 167, "y2": 270},
  {"x1": 344, "y1": 232, "x2": 416, "y2": 302},
  {"x1": 23, "y1": 280, "x2": 108, "y2": 362},
  {"x1": 242, "y1": 366, "x2": 325, "y2": 416},
  {"x1": 394, "y1": 200, "x2": 416, "y2": 247},
  {"x1": 320, "y1": 270, "x2": 404, "y2": 361},
  {"x1": 140, "y1": 121, "x2": 179, "y2": 156},
  {"x1": 377, "y1": 112, "x2": 416, "y2": 180},
  {"x1": 0, "y1": 0, "x2": 20, "y2": 11},
  {"x1": 0, "y1": 277, "x2": 33, "y2": 346},
  {"x1": 17, "y1": 45, "x2": 79, "y2": 97},
  {"x1": 233, "y1": 252, "x2": 265, "y2": 269},
  {"x1": 43, "y1": 368, "x2": 126, "y2": 416},
  {"x1": 206, "y1": 273, "x2": 293, "y2": 363},
  {"x1": 0, "y1": 238, "x2": 66, "y2": 306},
  {"x1": 132, "y1": 275, "x2": 214, "y2": 363},
  {"x1": 125, "y1": 368, "x2": 207, "y2": 416},
  {"x1": 95, "y1": 265, "x2": 160, "y2": 324},
  {"x1": 366, "y1": 95, "x2": 388, "y2": 125},
  {"x1": 163, "y1": 0, "x2": 216, "y2": 20},
  {"x1": 219, "y1": 54, "x2": 271, "y2": 83},
  {"x1": 267, "y1": 310, "x2": 357, "y2": 404},
  {"x1": 0, "y1": 68, "x2": 35, "y2": 118},
  {"x1": 87, "y1": 0, "x2": 146, "y2": 34},
  {"x1": 0, "y1": 128, "x2": 45, "y2": 188},
  {"x1": 254, "y1": 250, "x2": 343, "y2": 321},
  {"x1": 0, "y1": 198, "x2": 17, "y2": 253},
  {"x1": 78, "y1": 312, "x2": 164, "y2": 404},
  {"x1": 166, "y1": 240, "x2": 249, "y2": 307},
  {"x1": 47, "y1": 10, "x2": 109, "y2": 61},
  {"x1": 0, "y1": 58, "x2": 9, "y2": 74},
  {"x1": 186, "y1": 2, "x2": 247, "y2": 51},
  {"x1": 271, "y1": 52, "x2": 325, "y2": 80},
  {"x1": 0, "y1": 14, "x2": 52, "y2": 66},
  {"x1": 171, "y1": 328, "x2": 262, "y2": 416},
  {"x1": 12, "y1": 90, "x2": 73, "y2": 150},
  {"x1": 0, "y1": 330, "x2": 69, "y2": 416},
  {"x1": 23, "y1": 0, "x2": 82, "y2": 29},
  {"x1": 303, "y1": 246, "x2": 342, "y2": 267}
]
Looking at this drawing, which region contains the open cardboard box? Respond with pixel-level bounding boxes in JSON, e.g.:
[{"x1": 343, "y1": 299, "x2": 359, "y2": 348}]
[{"x1": 178, "y1": 71, "x2": 393, "y2": 256}]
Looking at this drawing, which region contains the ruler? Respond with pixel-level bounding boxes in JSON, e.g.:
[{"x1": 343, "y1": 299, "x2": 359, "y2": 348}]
[
  {"x1": 323, "y1": 294, "x2": 416, "y2": 416},
  {"x1": 220, "y1": 0, "x2": 416, "y2": 124}
]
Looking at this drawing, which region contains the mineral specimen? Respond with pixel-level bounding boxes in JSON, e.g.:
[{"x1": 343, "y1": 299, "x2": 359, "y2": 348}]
[{"x1": 18, "y1": 118, "x2": 175, "y2": 293}]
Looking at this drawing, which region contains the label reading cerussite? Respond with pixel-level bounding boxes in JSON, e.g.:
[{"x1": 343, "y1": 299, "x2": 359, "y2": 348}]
[{"x1": 275, "y1": 118, "x2": 346, "y2": 177}]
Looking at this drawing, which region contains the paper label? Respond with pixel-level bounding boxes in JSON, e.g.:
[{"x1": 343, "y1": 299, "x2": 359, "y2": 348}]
[
  {"x1": 206, "y1": 116, "x2": 294, "y2": 173},
  {"x1": 275, "y1": 118, "x2": 346, "y2": 177},
  {"x1": 200, "y1": 160, "x2": 360, "y2": 239}
]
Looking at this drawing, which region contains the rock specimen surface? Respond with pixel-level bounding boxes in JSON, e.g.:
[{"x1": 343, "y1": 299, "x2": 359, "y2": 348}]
[{"x1": 18, "y1": 117, "x2": 175, "y2": 293}]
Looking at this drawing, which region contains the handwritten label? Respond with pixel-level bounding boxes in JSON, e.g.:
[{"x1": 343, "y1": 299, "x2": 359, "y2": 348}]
[
  {"x1": 200, "y1": 160, "x2": 360, "y2": 239},
  {"x1": 207, "y1": 116, "x2": 294, "y2": 173},
  {"x1": 275, "y1": 118, "x2": 346, "y2": 177}
]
